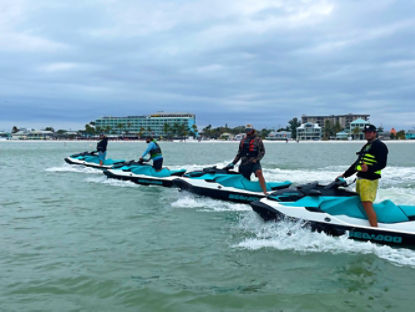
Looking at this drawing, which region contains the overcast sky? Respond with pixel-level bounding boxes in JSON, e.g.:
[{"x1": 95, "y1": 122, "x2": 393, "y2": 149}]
[{"x1": 1, "y1": 0, "x2": 414, "y2": 131}]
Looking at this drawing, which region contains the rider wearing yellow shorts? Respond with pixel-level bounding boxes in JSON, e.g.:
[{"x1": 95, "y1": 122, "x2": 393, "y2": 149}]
[{"x1": 338, "y1": 124, "x2": 388, "y2": 227}]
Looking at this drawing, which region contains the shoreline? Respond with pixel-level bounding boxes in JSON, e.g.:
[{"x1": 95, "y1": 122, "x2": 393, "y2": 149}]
[{"x1": 1, "y1": 139, "x2": 414, "y2": 144}]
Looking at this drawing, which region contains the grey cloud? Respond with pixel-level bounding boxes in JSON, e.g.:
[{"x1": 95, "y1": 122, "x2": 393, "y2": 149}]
[{"x1": 0, "y1": 0, "x2": 414, "y2": 131}]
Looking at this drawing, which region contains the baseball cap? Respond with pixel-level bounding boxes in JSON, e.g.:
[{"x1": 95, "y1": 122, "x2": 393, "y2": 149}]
[
  {"x1": 245, "y1": 124, "x2": 254, "y2": 132},
  {"x1": 363, "y1": 124, "x2": 377, "y2": 132}
]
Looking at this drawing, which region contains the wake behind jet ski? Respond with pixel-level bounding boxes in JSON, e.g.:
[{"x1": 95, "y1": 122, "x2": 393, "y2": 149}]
[
  {"x1": 104, "y1": 159, "x2": 186, "y2": 187},
  {"x1": 64, "y1": 151, "x2": 125, "y2": 169},
  {"x1": 250, "y1": 178, "x2": 415, "y2": 247},
  {"x1": 172, "y1": 166, "x2": 292, "y2": 203}
]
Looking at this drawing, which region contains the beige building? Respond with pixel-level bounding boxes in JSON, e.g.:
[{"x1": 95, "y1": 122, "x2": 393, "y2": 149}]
[{"x1": 301, "y1": 114, "x2": 370, "y2": 129}]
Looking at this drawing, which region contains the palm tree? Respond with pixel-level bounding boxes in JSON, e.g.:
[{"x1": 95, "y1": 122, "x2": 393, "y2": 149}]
[
  {"x1": 169, "y1": 122, "x2": 178, "y2": 138},
  {"x1": 163, "y1": 123, "x2": 170, "y2": 139},
  {"x1": 191, "y1": 124, "x2": 198, "y2": 138},
  {"x1": 288, "y1": 118, "x2": 301, "y2": 139},
  {"x1": 351, "y1": 127, "x2": 361, "y2": 140},
  {"x1": 85, "y1": 124, "x2": 96, "y2": 137},
  {"x1": 127, "y1": 122, "x2": 132, "y2": 135},
  {"x1": 177, "y1": 123, "x2": 187, "y2": 140},
  {"x1": 116, "y1": 123, "x2": 123, "y2": 135},
  {"x1": 203, "y1": 124, "x2": 212, "y2": 139},
  {"x1": 323, "y1": 120, "x2": 332, "y2": 140}
]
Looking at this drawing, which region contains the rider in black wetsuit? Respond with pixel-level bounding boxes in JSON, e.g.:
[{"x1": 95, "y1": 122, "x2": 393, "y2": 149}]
[{"x1": 97, "y1": 134, "x2": 108, "y2": 166}]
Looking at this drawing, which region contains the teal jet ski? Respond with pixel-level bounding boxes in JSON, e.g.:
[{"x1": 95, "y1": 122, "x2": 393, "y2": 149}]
[
  {"x1": 250, "y1": 178, "x2": 415, "y2": 247},
  {"x1": 172, "y1": 166, "x2": 292, "y2": 203},
  {"x1": 64, "y1": 151, "x2": 125, "y2": 169},
  {"x1": 104, "y1": 160, "x2": 186, "y2": 187}
]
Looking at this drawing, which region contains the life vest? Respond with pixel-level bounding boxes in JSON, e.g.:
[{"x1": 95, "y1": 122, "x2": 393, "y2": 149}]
[
  {"x1": 97, "y1": 138, "x2": 108, "y2": 152},
  {"x1": 150, "y1": 140, "x2": 162, "y2": 159},
  {"x1": 356, "y1": 142, "x2": 381, "y2": 175},
  {"x1": 241, "y1": 137, "x2": 258, "y2": 157}
]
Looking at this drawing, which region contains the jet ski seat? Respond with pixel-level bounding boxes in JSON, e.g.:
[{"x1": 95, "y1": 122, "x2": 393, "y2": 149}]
[
  {"x1": 400, "y1": 205, "x2": 415, "y2": 220},
  {"x1": 213, "y1": 175, "x2": 291, "y2": 192},
  {"x1": 319, "y1": 197, "x2": 410, "y2": 223},
  {"x1": 130, "y1": 166, "x2": 186, "y2": 178}
]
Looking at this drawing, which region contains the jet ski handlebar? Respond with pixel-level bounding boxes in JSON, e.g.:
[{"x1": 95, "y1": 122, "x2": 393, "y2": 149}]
[{"x1": 323, "y1": 177, "x2": 348, "y2": 189}]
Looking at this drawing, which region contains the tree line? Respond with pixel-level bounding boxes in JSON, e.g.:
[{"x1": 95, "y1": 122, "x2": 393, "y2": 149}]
[
  {"x1": 201, "y1": 118, "x2": 302, "y2": 139},
  {"x1": 9, "y1": 118, "x2": 411, "y2": 140}
]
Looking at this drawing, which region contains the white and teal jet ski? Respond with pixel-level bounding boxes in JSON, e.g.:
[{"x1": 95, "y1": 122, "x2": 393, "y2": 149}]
[
  {"x1": 250, "y1": 178, "x2": 415, "y2": 247},
  {"x1": 64, "y1": 151, "x2": 125, "y2": 169},
  {"x1": 103, "y1": 160, "x2": 186, "y2": 187},
  {"x1": 172, "y1": 166, "x2": 292, "y2": 203}
]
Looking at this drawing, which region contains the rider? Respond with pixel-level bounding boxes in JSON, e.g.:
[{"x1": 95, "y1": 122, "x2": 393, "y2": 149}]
[
  {"x1": 337, "y1": 124, "x2": 388, "y2": 227},
  {"x1": 96, "y1": 134, "x2": 108, "y2": 166},
  {"x1": 228, "y1": 124, "x2": 268, "y2": 195},
  {"x1": 139, "y1": 136, "x2": 163, "y2": 171}
]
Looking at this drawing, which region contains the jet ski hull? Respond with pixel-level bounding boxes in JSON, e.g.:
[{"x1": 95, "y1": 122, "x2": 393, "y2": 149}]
[
  {"x1": 64, "y1": 156, "x2": 124, "y2": 169},
  {"x1": 104, "y1": 168, "x2": 180, "y2": 187},
  {"x1": 173, "y1": 178, "x2": 265, "y2": 203},
  {"x1": 64, "y1": 151, "x2": 125, "y2": 169},
  {"x1": 172, "y1": 166, "x2": 291, "y2": 203},
  {"x1": 251, "y1": 199, "x2": 415, "y2": 247}
]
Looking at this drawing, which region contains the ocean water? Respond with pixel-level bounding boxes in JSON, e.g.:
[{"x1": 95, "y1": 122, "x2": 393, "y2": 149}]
[{"x1": 1, "y1": 141, "x2": 415, "y2": 311}]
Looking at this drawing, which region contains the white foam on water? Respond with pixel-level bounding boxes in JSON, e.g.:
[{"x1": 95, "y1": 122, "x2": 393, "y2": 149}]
[
  {"x1": 168, "y1": 161, "x2": 231, "y2": 172},
  {"x1": 85, "y1": 176, "x2": 141, "y2": 188},
  {"x1": 232, "y1": 165, "x2": 415, "y2": 267},
  {"x1": 45, "y1": 164, "x2": 102, "y2": 174},
  {"x1": 378, "y1": 187, "x2": 415, "y2": 205},
  {"x1": 171, "y1": 194, "x2": 250, "y2": 212},
  {"x1": 235, "y1": 213, "x2": 415, "y2": 268},
  {"x1": 263, "y1": 167, "x2": 339, "y2": 184},
  {"x1": 263, "y1": 165, "x2": 415, "y2": 186}
]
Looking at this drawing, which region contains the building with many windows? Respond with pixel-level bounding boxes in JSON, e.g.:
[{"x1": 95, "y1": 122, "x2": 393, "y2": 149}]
[
  {"x1": 296, "y1": 122, "x2": 322, "y2": 140},
  {"x1": 94, "y1": 113, "x2": 196, "y2": 137},
  {"x1": 301, "y1": 114, "x2": 370, "y2": 130}
]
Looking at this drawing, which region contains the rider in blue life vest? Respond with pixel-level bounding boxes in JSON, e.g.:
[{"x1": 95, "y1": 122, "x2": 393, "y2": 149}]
[
  {"x1": 139, "y1": 136, "x2": 163, "y2": 171},
  {"x1": 227, "y1": 124, "x2": 268, "y2": 195},
  {"x1": 96, "y1": 134, "x2": 108, "y2": 166}
]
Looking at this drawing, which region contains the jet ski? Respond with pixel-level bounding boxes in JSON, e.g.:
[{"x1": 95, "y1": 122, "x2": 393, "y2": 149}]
[
  {"x1": 250, "y1": 178, "x2": 415, "y2": 247},
  {"x1": 172, "y1": 166, "x2": 292, "y2": 203},
  {"x1": 103, "y1": 160, "x2": 186, "y2": 187},
  {"x1": 64, "y1": 151, "x2": 126, "y2": 169}
]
